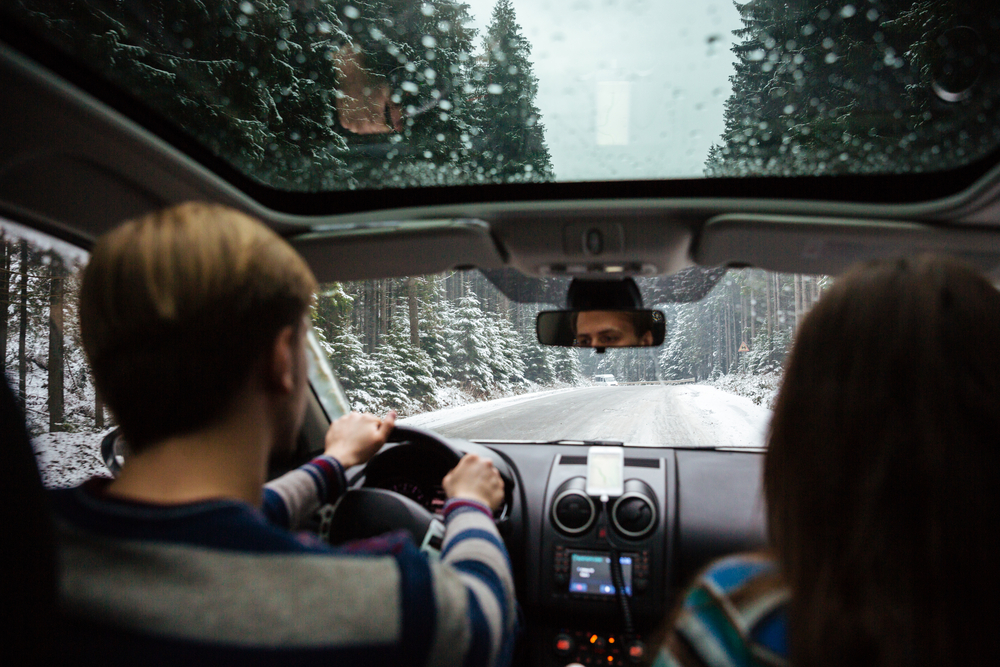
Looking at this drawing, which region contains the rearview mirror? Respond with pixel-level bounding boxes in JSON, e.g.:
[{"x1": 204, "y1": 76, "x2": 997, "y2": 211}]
[{"x1": 536, "y1": 310, "x2": 666, "y2": 349}]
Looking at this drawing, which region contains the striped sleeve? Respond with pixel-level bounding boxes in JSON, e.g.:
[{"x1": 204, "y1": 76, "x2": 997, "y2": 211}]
[
  {"x1": 656, "y1": 555, "x2": 789, "y2": 667},
  {"x1": 421, "y1": 498, "x2": 517, "y2": 667},
  {"x1": 261, "y1": 455, "x2": 347, "y2": 530}
]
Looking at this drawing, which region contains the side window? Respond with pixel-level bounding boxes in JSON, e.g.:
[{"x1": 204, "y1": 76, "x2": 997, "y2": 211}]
[{"x1": 1, "y1": 218, "x2": 111, "y2": 488}]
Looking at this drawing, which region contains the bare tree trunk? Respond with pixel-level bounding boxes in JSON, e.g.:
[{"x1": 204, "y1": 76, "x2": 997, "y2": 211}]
[
  {"x1": 364, "y1": 280, "x2": 375, "y2": 352},
  {"x1": 48, "y1": 261, "x2": 64, "y2": 432},
  {"x1": 407, "y1": 277, "x2": 419, "y2": 346},
  {"x1": 378, "y1": 279, "x2": 389, "y2": 343},
  {"x1": 95, "y1": 390, "x2": 105, "y2": 429},
  {"x1": 765, "y1": 271, "x2": 773, "y2": 338},
  {"x1": 793, "y1": 274, "x2": 802, "y2": 328},
  {"x1": 0, "y1": 236, "x2": 10, "y2": 371},
  {"x1": 18, "y1": 240, "x2": 28, "y2": 407}
]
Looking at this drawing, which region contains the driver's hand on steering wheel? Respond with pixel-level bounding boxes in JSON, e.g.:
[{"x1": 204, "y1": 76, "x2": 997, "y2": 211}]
[
  {"x1": 324, "y1": 410, "x2": 397, "y2": 468},
  {"x1": 443, "y1": 454, "x2": 505, "y2": 512}
]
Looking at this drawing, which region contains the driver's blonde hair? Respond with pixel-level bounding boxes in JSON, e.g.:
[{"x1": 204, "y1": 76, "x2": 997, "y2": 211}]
[{"x1": 80, "y1": 202, "x2": 317, "y2": 450}]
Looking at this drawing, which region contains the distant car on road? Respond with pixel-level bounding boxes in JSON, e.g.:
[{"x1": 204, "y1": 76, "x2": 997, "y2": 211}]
[{"x1": 593, "y1": 374, "x2": 618, "y2": 386}]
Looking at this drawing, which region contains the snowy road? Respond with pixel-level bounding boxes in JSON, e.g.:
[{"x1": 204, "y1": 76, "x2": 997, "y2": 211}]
[{"x1": 401, "y1": 384, "x2": 772, "y2": 448}]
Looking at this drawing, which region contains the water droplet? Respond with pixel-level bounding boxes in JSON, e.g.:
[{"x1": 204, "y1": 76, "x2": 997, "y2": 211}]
[
  {"x1": 487, "y1": 83, "x2": 503, "y2": 94},
  {"x1": 866, "y1": 8, "x2": 879, "y2": 21},
  {"x1": 748, "y1": 49, "x2": 766, "y2": 61},
  {"x1": 424, "y1": 68, "x2": 436, "y2": 80},
  {"x1": 344, "y1": 5, "x2": 360, "y2": 19},
  {"x1": 239, "y1": 1, "x2": 255, "y2": 15},
  {"x1": 840, "y1": 5, "x2": 856, "y2": 19},
  {"x1": 421, "y1": 3, "x2": 435, "y2": 17},
  {"x1": 436, "y1": 133, "x2": 445, "y2": 142},
  {"x1": 422, "y1": 35, "x2": 437, "y2": 48},
  {"x1": 423, "y1": 150, "x2": 433, "y2": 158},
  {"x1": 401, "y1": 81, "x2": 419, "y2": 93}
]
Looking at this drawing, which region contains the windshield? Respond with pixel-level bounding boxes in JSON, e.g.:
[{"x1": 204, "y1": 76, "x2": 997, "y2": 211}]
[
  {"x1": 5, "y1": 0, "x2": 1000, "y2": 191},
  {"x1": 312, "y1": 268, "x2": 825, "y2": 447}
]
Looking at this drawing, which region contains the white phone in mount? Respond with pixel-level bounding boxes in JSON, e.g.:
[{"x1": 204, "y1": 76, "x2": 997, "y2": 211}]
[{"x1": 585, "y1": 446, "x2": 625, "y2": 500}]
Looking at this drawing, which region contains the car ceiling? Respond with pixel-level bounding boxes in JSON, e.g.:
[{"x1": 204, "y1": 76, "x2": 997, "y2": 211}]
[{"x1": 4, "y1": 35, "x2": 1000, "y2": 285}]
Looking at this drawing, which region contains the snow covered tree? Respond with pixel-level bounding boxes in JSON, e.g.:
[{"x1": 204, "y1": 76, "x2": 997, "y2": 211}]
[
  {"x1": 522, "y1": 341, "x2": 555, "y2": 385},
  {"x1": 468, "y1": 0, "x2": 553, "y2": 183},
  {"x1": 550, "y1": 347, "x2": 584, "y2": 385},
  {"x1": 448, "y1": 291, "x2": 494, "y2": 392},
  {"x1": 705, "y1": 0, "x2": 994, "y2": 177}
]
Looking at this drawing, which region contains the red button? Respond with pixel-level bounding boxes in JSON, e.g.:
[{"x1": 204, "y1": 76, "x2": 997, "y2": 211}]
[
  {"x1": 557, "y1": 639, "x2": 571, "y2": 652},
  {"x1": 629, "y1": 645, "x2": 644, "y2": 658}
]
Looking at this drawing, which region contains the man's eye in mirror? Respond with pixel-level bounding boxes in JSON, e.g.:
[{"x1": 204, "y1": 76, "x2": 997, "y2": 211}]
[{"x1": 536, "y1": 310, "x2": 666, "y2": 349}]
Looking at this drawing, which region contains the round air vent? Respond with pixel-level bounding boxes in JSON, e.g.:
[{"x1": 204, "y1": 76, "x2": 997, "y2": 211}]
[
  {"x1": 611, "y1": 485, "x2": 657, "y2": 539},
  {"x1": 552, "y1": 488, "x2": 596, "y2": 535}
]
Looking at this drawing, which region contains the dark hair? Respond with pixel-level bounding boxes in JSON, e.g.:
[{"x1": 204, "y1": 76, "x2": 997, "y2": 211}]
[
  {"x1": 80, "y1": 203, "x2": 317, "y2": 451},
  {"x1": 765, "y1": 255, "x2": 1000, "y2": 667}
]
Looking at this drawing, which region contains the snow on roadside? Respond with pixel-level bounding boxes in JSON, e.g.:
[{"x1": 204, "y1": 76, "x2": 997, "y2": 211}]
[
  {"x1": 668, "y1": 384, "x2": 772, "y2": 448},
  {"x1": 32, "y1": 430, "x2": 114, "y2": 489},
  {"x1": 708, "y1": 372, "x2": 782, "y2": 410},
  {"x1": 401, "y1": 386, "x2": 586, "y2": 430}
]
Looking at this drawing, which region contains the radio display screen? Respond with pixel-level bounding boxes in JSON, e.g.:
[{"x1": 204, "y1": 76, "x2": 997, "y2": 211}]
[{"x1": 568, "y1": 551, "x2": 633, "y2": 596}]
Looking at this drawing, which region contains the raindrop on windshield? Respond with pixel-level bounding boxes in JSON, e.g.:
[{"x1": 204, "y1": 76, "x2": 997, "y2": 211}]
[{"x1": 487, "y1": 83, "x2": 503, "y2": 94}]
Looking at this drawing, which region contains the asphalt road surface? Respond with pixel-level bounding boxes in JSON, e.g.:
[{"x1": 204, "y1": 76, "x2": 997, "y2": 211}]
[{"x1": 417, "y1": 385, "x2": 770, "y2": 448}]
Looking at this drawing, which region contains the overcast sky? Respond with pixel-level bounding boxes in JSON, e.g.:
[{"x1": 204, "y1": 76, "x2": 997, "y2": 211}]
[{"x1": 459, "y1": 0, "x2": 743, "y2": 182}]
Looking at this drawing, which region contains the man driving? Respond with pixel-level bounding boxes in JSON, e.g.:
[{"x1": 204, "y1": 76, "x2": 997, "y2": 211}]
[
  {"x1": 574, "y1": 310, "x2": 656, "y2": 347},
  {"x1": 52, "y1": 202, "x2": 516, "y2": 666}
]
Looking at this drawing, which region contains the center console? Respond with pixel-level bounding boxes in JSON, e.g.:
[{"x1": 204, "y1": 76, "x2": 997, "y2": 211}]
[{"x1": 537, "y1": 452, "x2": 674, "y2": 666}]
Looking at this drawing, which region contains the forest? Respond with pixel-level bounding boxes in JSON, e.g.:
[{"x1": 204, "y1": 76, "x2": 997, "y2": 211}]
[{"x1": 9, "y1": 0, "x2": 981, "y2": 434}]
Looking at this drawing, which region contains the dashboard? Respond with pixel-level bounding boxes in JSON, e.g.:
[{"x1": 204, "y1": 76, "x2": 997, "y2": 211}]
[{"x1": 350, "y1": 437, "x2": 768, "y2": 667}]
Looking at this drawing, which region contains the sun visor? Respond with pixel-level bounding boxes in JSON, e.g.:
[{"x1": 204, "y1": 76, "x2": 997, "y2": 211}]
[
  {"x1": 291, "y1": 219, "x2": 505, "y2": 283},
  {"x1": 696, "y1": 214, "x2": 1000, "y2": 278}
]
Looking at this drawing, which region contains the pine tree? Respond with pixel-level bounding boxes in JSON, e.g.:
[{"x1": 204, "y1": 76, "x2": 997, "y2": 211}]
[
  {"x1": 705, "y1": 0, "x2": 993, "y2": 177},
  {"x1": 469, "y1": 0, "x2": 554, "y2": 183},
  {"x1": 449, "y1": 291, "x2": 494, "y2": 393},
  {"x1": 338, "y1": 0, "x2": 483, "y2": 186}
]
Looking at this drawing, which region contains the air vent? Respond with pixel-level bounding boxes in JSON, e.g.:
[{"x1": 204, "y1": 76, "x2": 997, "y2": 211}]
[
  {"x1": 551, "y1": 479, "x2": 596, "y2": 535},
  {"x1": 611, "y1": 481, "x2": 657, "y2": 539},
  {"x1": 625, "y1": 458, "x2": 660, "y2": 469},
  {"x1": 558, "y1": 455, "x2": 660, "y2": 468}
]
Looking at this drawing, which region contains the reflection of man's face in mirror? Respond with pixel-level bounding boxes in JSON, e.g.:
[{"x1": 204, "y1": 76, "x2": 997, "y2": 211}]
[{"x1": 574, "y1": 311, "x2": 654, "y2": 347}]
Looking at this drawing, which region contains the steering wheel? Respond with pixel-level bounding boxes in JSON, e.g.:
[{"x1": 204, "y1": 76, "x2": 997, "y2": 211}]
[{"x1": 322, "y1": 425, "x2": 464, "y2": 550}]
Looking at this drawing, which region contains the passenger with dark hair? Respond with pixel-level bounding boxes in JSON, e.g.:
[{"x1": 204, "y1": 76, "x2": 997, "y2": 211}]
[{"x1": 655, "y1": 255, "x2": 1000, "y2": 667}]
